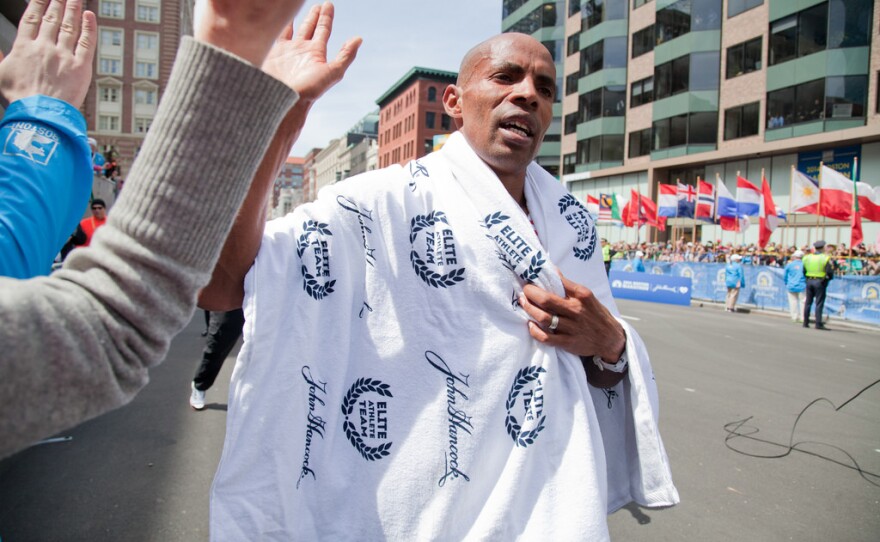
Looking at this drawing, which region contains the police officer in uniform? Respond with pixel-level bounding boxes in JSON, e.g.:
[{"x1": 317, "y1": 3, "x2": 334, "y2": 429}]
[{"x1": 802, "y1": 240, "x2": 833, "y2": 329}]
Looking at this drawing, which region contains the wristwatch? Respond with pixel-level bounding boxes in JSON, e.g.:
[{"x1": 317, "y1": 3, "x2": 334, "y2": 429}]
[{"x1": 591, "y1": 348, "x2": 629, "y2": 373}]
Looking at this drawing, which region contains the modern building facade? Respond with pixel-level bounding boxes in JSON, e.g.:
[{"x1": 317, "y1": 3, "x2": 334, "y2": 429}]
[
  {"x1": 84, "y1": 0, "x2": 187, "y2": 175},
  {"x1": 376, "y1": 67, "x2": 458, "y2": 168},
  {"x1": 270, "y1": 156, "x2": 305, "y2": 219},
  {"x1": 558, "y1": 0, "x2": 878, "y2": 247},
  {"x1": 502, "y1": 0, "x2": 566, "y2": 177},
  {"x1": 312, "y1": 111, "x2": 380, "y2": 193}
]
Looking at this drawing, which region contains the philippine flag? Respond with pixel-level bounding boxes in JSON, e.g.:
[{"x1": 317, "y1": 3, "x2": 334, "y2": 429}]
[
  {"x1": 736, "y1": 176, "x2": 761, "y2": 217},
  {"x1": 658, "y1": 184, "x2": 678, "y2": 217}
]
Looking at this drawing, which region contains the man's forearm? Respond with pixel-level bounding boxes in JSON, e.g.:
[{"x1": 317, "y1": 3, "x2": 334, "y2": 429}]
[{"x1": 199, "y1": 101, "x2": 312, "y2": 311}]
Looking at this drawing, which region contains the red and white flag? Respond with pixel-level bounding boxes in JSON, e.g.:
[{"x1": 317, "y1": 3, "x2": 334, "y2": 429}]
[
  {"x1": 586, "y1": 194, "x2": 600, "y2": 217},
  {"x1": 852, "y1": 181, "x2": 863, "y2": 247},
  {"x1": 758, "y1": 175, "x2": 778, "y2": 249},
  {"x1": 819, "y1": 165, "x2": 853, "y2": 220}
]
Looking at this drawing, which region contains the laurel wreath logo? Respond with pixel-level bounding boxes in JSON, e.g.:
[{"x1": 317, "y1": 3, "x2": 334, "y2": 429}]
[
  {"x1": 520, "y1": 251, "x2": 546, "y2": 283},
  {"x1": 340, "y1": 377, "x2": 394, "y2": 461},
  {"x1": 482, "y1": 211, "x2": 510, "y2": 229},
  {"x1": 557, "y1": 195, "x2": 597, "y2": 261},
  {"x1": 296, "y1": 221, "x2": 336, "y2": 300},
  {"x1": 409, "y1": 211, "x2": 466, "y2": 288},
  {"x1": 505, "y1": 366, "x2": 547, "y2": 448}
]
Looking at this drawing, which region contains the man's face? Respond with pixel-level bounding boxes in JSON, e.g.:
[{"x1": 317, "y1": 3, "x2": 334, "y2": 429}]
[
  {"x1": 448, "y1": 34, "x2": 556, "y2": 181},
  {"x1": 91, "y1": 203, "x2": 106, "y2": 220}
]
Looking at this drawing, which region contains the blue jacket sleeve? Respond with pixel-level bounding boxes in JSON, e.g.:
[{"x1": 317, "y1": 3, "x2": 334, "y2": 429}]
[{"x1": 0, "y1": 96, "x2": 92, "y2": 278}]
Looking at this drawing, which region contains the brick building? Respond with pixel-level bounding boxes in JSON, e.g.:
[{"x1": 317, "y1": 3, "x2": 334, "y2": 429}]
[
  {"x1": 376, "y1": 67, "x2": 458, "y2": 168},
  {"x1": 83, "y1": 0, "x2": 189, "y2": 176}
]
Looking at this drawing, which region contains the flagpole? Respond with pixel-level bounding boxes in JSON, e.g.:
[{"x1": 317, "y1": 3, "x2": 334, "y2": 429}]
[
  {"x1": 851, "y1": 157, "x2": 860, "y2": 260},
  {"x1": 716, "y1": 173, "x2": 723, "y2": 248},
  {"x1": 693, "y1": 176, "x2": 699, "y2": 247},
  {"x1": 788, "y1": 165, "x2": 794, "y2": 249},
  {"x1": 816, "y1": 162, "x2": 823, "y2": 242},
  {"x1": 735, "y1": 170, "x2": 741, "y2": 248}
]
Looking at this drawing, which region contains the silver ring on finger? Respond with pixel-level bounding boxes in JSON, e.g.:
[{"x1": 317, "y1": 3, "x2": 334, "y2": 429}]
[{"x1": 548, "y1": 314, "x2": 559, "y2": 332}]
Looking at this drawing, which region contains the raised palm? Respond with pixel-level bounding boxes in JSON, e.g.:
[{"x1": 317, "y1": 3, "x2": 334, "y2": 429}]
[{"x1": 262, "y1": 2, "x2": 361, "y2": 104}]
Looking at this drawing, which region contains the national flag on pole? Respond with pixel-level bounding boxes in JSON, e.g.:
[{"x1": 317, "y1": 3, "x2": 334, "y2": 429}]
[
  {"x1": 791, "y1": 170, "x2": 819, "y2": 214},
  {"x1": 586, "y1": 194, "x2": 600, "y2": 217},
  {"x1": 601, "y1": 193, "x2": 624, "y2": 223},
  {"x1": 621, "y1": 198, "x2": 633, "y2": 227},
  {"x1": 717, "y1": 178, "x2": 740, "y2": 231},
  {"x1": 855, "y1": 182, "x2": 880, "y2": 221},
  {"x1": 852, "y1": 180, "x2": 863, "y2": 247},
  {"x1": 758, "y1": 175, "x2": 778, "y2": 249},
  {"x1": 628, "y1": 189, "x2": 661, "y2": 229},
  {"x1": 695, "y1": 179, "x2": 715, "y2": 221},
  {"x1": 658, "y1": 184, "x2": 678, "y2": 217},
  {"x1": 677, "y1": 182, "x2": 696, "y2": 218},
  {"x1": 736, "y1": 176, "x2": 761, "y2": 217},
  {"x1": 819, "y1": 165, "x2": 854, "y2": 220}
]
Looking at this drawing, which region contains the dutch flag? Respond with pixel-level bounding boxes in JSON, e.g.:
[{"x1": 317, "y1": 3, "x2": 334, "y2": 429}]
[{"x1": 736, "y1": 176, "x2": 762, "y2": 217}]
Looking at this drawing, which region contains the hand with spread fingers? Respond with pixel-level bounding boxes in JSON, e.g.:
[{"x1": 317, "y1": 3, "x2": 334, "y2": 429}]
[
  {"x1": 0, "y1": 0, "x2": 96, "y2": 108},
  {"x1": 520, "y1": 273, "x2": 627, "y2": 388},
  {"x1": 262, "y1": 2, "x2": 362, "y2": 108}
]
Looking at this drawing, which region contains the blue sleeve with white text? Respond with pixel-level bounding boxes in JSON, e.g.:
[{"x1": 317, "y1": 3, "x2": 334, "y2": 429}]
[{"x1": 0, "y1": 95, "x2": 92, "y2": 278}]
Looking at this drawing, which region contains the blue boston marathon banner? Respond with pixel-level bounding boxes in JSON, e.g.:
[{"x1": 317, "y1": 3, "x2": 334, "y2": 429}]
[
  {"x1": 610, "y1": 260, "x2": 880, "y2": 326},
  {"x1": 609, "y1": 270, "x2": 692, "y2": 306}
]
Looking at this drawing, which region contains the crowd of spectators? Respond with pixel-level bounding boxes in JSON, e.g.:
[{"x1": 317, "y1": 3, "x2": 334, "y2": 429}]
[{"x1": 609, "y1": 236, "x2": 880, "y2": 276}]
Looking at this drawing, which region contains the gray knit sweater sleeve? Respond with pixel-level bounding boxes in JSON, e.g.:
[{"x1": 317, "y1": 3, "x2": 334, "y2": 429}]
[{"x1": 0, "y1": 38, "x2": 298, "y2": 459}]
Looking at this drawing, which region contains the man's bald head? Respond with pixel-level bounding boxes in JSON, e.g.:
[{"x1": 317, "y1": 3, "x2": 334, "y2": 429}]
[{"x1": 456, "y1": 33, "x2": 552, "y2": 87}]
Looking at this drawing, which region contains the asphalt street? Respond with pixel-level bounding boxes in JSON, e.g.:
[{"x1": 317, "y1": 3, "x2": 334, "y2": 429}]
[{"x1": 1, "y1": 301, "x2": 877, "y2": 541}]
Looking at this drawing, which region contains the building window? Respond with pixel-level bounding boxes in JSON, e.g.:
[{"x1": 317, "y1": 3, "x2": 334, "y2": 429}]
[
  {"x1": 628, "y1": 128, "x2": 651, "y2": 157},
  {"x1": 134, "y1": 117, "x2": 153, "y2": 134},
  {"x1": 564, "y1": 112, "x2": 578, "y2": 134},
  {"x1": 577, "y1": 134, "x2": 624, "y2": 164},
  {"x1": 577, "y1": 86, "x2": 625, "y2": 123},
  {"x1": 728, "y1": 0, "x2": 762, "y2": 18},
  {"x1": 98, "y1": 114, "x2": 120, "y2": 132},
  {"x1": 567, "y1": 34, "x2": 579, "y2": 56},
  {"x1": 426, "y1": 112, "x2": 435, "y2": 129},
  {"x1": 652, "y1": 112, "x2": 717, "y2": 149},
  {"x1": 825, "y1": 75, "x2": 867, "y2": 119},
  {"x1": 569, "y1": 0, "x2": 582, "y2": 17},
  {"x1": 135, "y1": 88, "x2": 157, "y2": 105},
  {"x1": 768, "y1": 2, "x2": 872, "y2": 67},
  {"x1": 99, "y1": 0, "x2": 124, "y2": 19},
  {"x1": 724, "y1": 102, "x2": 759, "y2": 140},
  {"x1": 581, "y1": 0, "x2": 626, "y2": 31},
  {"x1": 99, "y1": 86, "x2": 119, "y2": 103},
  {"x1": 565, "y1": 73, "x2": 579, "y2": 96},
  {"x1": 135, "y1": 0, "x2": 161, "y2": 23},
  {"x1": 689, "y1": 52, "x2": 720, "y2": 91},
  {"x1": 507, "y1": 2, "x2": 559, "y2": 34},
  {"x1": 99, "y1": 28, "x2": 122, "y2": 47},
  {"x1": 441, "y1": 114, "x2": 452, "y2": 130},
  {"x1": 630, "y1": 76, "x2": 653, "y2": 107},
  {"x1": 654, "y1": 55, "x2": 689, "y2": 100},
  {"x1": 633, "y1": 0, "x2": 653, "y2": 8},
  {"x1": 542, "y1": 40, "x2": 562, "y2": 62},
  {"x1": 632, "y1": 25, "x2": 654, "y2": 58},
  {"x1": 563, "y1": 152, "x2": 577, "y2": 174},
  {"x1": 502, "y1": 0, "x2": 530, "y2": 18},
  {"x1": 726, "y1": 37, "x2": 762, "y2": 79},
  {"x1": 136, "y1": 32, "x2": 159, "y2": 51},
  {"x1": 828, "y1": 0, "x2": 872, "y2": 49},
  {"x1": 766, "y1": 78, "x2": 824, "y2": 128},
  {"x1": 98, "y1": 57, "x2": 121, "y2": 75},
  {"x1": 135, "y1": 61, "x2": 158, "y2": 79},
  {"x1": 656, "y1": 0, "x2": 721, "y2": 46},
  {"x1": 580, "y1": 36, "x2": 626, "y2": 77},
  {"x1": 427, "y1": 87, "x2": 437, "y2": 102}
]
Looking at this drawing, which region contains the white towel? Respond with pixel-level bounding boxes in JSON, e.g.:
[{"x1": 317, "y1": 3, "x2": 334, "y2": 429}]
[{"x1": 210, "y1": 132, "x2": 678, "y2": 541}]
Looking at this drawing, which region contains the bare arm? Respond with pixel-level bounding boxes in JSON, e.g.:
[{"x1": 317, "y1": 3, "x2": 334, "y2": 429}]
[{"x1": 199, "y1": 2, "x2": 361, "y2": 310}]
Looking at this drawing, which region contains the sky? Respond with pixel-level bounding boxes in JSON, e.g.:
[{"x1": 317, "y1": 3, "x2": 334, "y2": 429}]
[{"x1": 287, "y1": 1, "x2": 503, "y2": 156}]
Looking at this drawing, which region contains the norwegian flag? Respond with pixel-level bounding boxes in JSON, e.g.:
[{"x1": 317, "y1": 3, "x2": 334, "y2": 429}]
[{"x1": 695, "y1": 179, "x2": 715, "y2": 221}]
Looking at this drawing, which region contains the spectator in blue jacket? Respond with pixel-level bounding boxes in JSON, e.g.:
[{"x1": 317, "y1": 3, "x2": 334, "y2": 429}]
[
  {"x1": 632, "y1": 250, "x2": 646, "y2": 273},
  {"x1": 784, "y1": 250, "x2": 806, "y2": 323},
  {"x1": 725, "y1": 253, "x2": 745, "y2": 312}
]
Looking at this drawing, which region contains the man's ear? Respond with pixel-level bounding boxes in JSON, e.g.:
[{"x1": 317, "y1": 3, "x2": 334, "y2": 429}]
[{"x1": 442, "y1": 84, "x2": 463, "y2": 122}]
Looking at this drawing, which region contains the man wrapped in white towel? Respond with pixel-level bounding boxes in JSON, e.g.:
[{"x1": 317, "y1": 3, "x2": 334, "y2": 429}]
[{"x1": 201, "y1": 22, "x2": 678, "y2": 541}]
